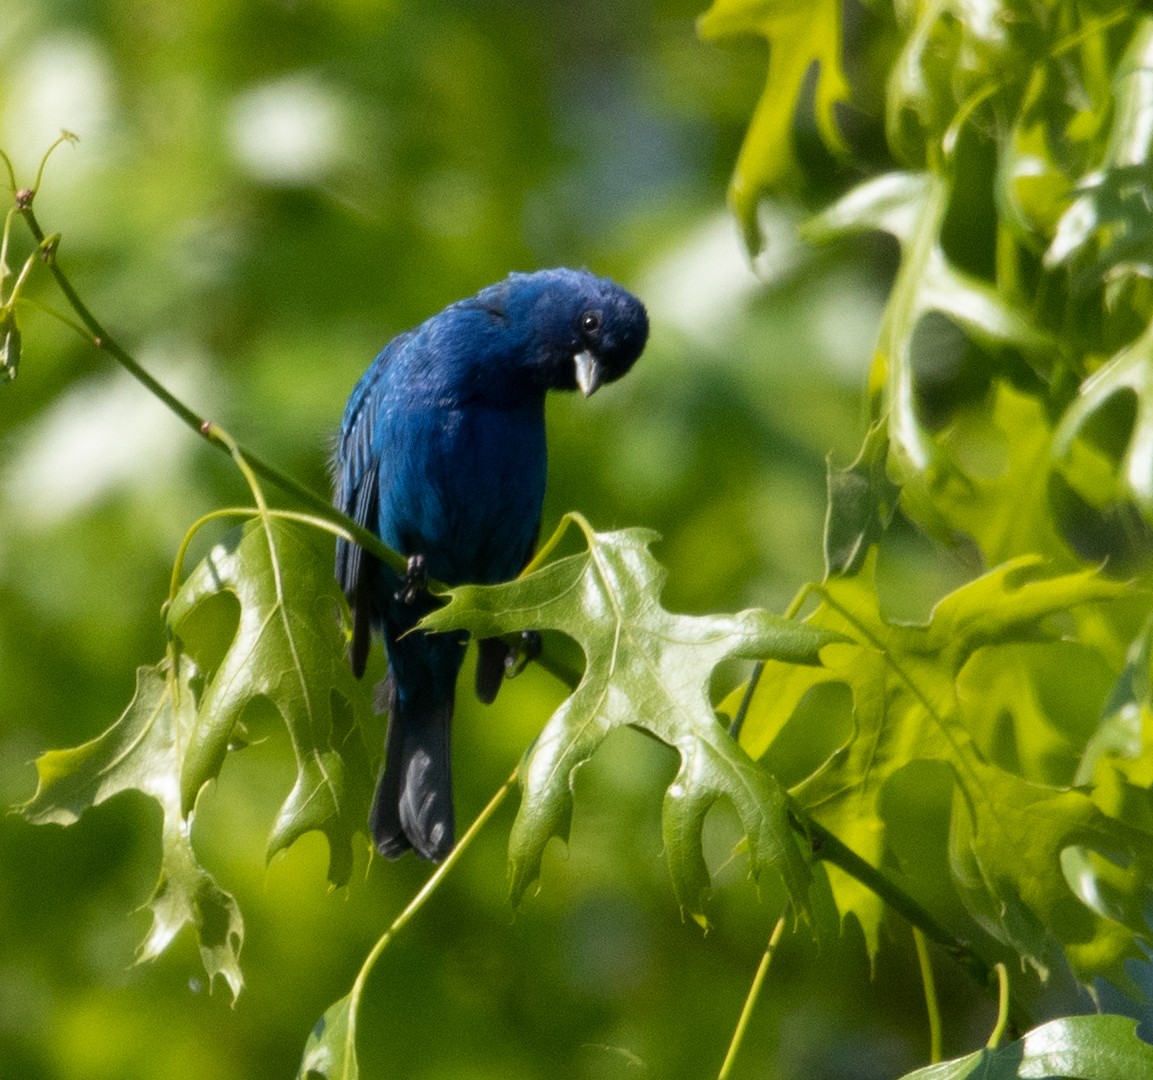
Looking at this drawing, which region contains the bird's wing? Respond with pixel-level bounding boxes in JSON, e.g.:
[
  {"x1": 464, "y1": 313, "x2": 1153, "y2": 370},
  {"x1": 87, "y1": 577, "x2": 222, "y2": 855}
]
[{"x1": 334, "y1": 338, "x2": 407, "y2": 677}]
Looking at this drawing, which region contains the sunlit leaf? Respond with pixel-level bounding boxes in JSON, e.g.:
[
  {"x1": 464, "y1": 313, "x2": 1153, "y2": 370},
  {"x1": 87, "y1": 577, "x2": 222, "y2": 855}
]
[
  {"x1": 168, "y1": 517, "x2": 372, "y2": 886},
  {"x1": 21, "y1": 662, "x2": 245, "y2": 1000},
  {"x1": 1046, "y1": 19, "x2": 1153, "y2": 282},
  {"x1": 1053, "y1": 318, "x2": 1153, "y2": 524},
  {"x1": 897, "y1": 1014, "x2": 1153, "y2": 1079},
  {"x1": 806, "y1": 171, "x2": 1055, "y2": 478},
  {"x1": 299, "y1": 994, "x2": 356, "y2": 1080},
  {"x1": 732, "y1": 553, "x2": 1151, "y2": 982},
  {"x1": 698, "y1": 0, "x2": 849, "y2": 251},
  {"x1": 886, "y1": 0, "x2": 1028, "y2": 166},
  {"x1": 422, "y1": 515, "x2": 843, "y2": 921}
]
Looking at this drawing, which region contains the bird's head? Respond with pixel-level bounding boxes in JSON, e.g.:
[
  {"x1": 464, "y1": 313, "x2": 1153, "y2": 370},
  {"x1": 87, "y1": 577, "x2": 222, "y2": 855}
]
[{"x1": 484, "y1": 268, "x2": 649, "y2": 397}]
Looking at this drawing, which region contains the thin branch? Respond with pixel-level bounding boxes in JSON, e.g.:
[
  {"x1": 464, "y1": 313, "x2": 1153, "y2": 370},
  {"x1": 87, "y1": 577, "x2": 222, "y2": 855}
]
[
  {"x1": 340, "y1": 766, "x2": 519, "y2": 1069},
  {"x1": 794, "y1": 804, "x2": 1034, "y2": 1033},
  {"x1": 987, "y1": 963, "x2": 1010, "y2": 1049},
  {"x1": 717, "y1": 914, "x2": 787, "y2": 1080},
  {"x1": 913, "y1": 927, "x2": 942, "y2": 1064}
]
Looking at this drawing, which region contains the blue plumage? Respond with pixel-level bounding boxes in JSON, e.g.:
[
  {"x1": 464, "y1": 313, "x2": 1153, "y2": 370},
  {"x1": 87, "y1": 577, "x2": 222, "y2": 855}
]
[{"x1": 333, "y1": 268, "x2": 648, "y2": 860}]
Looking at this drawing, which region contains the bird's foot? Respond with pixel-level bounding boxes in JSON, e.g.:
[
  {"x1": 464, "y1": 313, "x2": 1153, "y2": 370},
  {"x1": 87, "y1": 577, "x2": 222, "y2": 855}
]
[
  {"x1": 395, "y1": 554, "x2": 428, "y2": 605},
  {"x1": 504, "y1": 630, "x2": 542, "y2": 679}
]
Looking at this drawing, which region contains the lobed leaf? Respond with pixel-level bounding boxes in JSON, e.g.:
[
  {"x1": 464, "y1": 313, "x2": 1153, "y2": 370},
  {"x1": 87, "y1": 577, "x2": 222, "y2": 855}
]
[
  {"x1": 732, "y1": 554, "x2": 1152, "y2": 983},
  {"x1": 698, "y1": 0, "x2": 849, "y2": 251},
  {"x1": 805, "y1": 171, "x2": 1054, "y2": 479},
  {"x1": 886, "y1": 0, "x2": 1035, "y2": 167},
  {"x1": 167, "y1": 517, "x2": 372, "y2": 886},
  {"x1": 897, "y1": 1014, "x2": 1153, "y2": 1080},
  {"x1": 21, "y1": 662, "x2": 245, "y2": 1000},
  {"x1": 422, "y1": 516, "x2": 844, "y2": 922},
  {"x1": 1054, "y1": 319, "x2": 1153, "y2": 526},
  {"x1": 1045, "y1": 19, "x2": 1153, "y2": 281},
  {"x1": 19, "y1": 514, "x2": 375, "y2": 993},
  {"x1": 824, "y1": 419, "x2": 899, "y2": 578}
]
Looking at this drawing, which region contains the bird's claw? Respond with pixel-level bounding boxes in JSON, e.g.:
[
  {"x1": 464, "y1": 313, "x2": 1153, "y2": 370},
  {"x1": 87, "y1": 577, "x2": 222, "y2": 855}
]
[
  {"x1": 504, "y1": 630, "x2": 542, "y2": 679},
  {"x1": 396, "y1": 554, "x2": 428, "y2": 605}
]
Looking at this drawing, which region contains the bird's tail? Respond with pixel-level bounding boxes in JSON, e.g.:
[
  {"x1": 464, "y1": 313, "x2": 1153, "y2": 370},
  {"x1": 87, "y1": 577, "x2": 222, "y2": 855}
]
[{"x1": 370, "y1": 677, "x2": 456, "y2": 861}]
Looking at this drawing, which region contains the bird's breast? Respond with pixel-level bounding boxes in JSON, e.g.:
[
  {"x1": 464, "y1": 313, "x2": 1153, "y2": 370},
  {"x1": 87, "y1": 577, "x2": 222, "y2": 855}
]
[{"x1": 378, "y1": 400, "x2": 547, "y2": 587}]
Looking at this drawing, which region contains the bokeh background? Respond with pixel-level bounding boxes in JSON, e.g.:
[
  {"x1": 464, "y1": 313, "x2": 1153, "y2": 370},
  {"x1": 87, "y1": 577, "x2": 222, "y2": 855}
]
[{"x1": 0, "y1": 2, "x2": 999, "y2": 1078}]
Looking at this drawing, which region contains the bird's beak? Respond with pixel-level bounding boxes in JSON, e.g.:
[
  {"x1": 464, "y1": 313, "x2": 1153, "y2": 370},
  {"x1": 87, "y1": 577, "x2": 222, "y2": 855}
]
[{"x1": 574, "y1": 350, "x2": 603, "y2": 397}]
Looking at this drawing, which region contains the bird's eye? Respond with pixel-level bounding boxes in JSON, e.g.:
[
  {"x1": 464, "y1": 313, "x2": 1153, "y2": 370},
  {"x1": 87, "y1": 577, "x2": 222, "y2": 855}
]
[{"x1": 580, "y1": 310, "x2": 602, "y2": 336}]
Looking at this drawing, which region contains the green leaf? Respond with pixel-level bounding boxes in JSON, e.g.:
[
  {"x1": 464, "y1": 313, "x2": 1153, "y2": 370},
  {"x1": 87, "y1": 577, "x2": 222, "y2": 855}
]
[
  {"x1": 422, "y1": 515, "x2": 843, "y2": 921},
  {"x1": 925, "y1": 383, "x2": 1067, "y2": 565},
  {"x1": 698, "y1": 0, "x2": 849, "y2": 251},
  {"x1": 1078, "y1": 615, "x2": 1153, "y2": 791},
  {"x1": 0, "y1": 305, "x2": 19, "y2": 383},
  {"x1": 886, "y1": 0, "x2": 1034, "y2": 167},
  {"x1": 998, "y1": 51, "x2": 1110, "y2": 244},
  {"x1": 1045, "y1": 19, "x2": 1153, "y2": 282},
  {"x1": 167, "y1": 517, "x2": 372, "y2": 887},
  {"x1": 734, "y1": 554, "x2": 1151, "y2": 982},
  {"x1": 21, "y1": 662, "x2": 245, "y2": 1000},
  {"x1": 824, "y1": 419, "x2": 899, "y2": 578},
  {"x1": 298, "y1": 994, "x2": 356, "y2": 1080},
  {"x1": 805, "y1": 172, "x2": 1055, "y2": 481},
  {"x1": 898, "y1": 1015, "x2": 1153, "y2": 1080},
  {"x1": 1053, "y1": 318, "x2": 1153, "y2": 526}
]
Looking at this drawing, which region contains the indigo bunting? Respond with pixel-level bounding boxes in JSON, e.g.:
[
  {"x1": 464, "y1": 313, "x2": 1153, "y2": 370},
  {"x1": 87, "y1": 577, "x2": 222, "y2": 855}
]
[{"x1": 333, "y1": 268, "x2": 648, "y2": 861}]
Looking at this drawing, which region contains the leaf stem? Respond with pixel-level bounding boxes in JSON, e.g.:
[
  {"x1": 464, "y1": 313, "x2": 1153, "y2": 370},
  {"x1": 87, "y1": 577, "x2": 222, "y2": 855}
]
[
  {"x1": 728, "y1": 662, "x2": 764, "y2": 739},
  {"x1": 987, "y1": 963, "x2": 1010, "y2": 1049},
  {"x1": 340, "y1": 766, "x2": 519, "y2": 1070},
  {"x1": 168, "y1": 508, "x2": 249, "y2": 604},
  {"x1": 31, "y1": 131, "x2": 77, "y2": 196},
  {"x1": 717, "y1": 913, "x2": 787, "y2": 1080},
  {"x1": 1, "y1": 206, "x2": 15, "y2": 288},
  {"x1": 0, "y1": 148, "x2": 16, "y2": 194},
  {"x1": 913, "y1": 926, "x2": 942, "y2": 1064}
]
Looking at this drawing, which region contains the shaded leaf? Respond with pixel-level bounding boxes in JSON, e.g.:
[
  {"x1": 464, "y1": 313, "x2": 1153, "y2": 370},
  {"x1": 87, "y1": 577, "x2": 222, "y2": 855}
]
[
  {"x1": 1078, "y1": 615, "x2": 1153, "y2": 791},
  {"x1": 698, "y1": 0, "x2": 849, "y2": 251},
  {"x1": 898, "y1": 1014, "x2": 1153, "y2": 1079},
  {"x1": 924, "y1": 383, "x2": 1067, "y2": 565},
  {"x1": 168, "y1": 517, "x2": 372, "y2": 886},
  {"x1": 21, "y1": 662, "x2": 245, "y2": 999},
  {"x1": 998, "y1": 50, "x2": 1111, "y2": 245},
  {"x1": 422, "y1": 515, "x2": 843, "y2": 921},
  {"x1": 886, "y1": 0, "x2": 1029, "y2": 166},
  {"x1": 824, "y1": 419, "x2": 899, "y2": 577}
]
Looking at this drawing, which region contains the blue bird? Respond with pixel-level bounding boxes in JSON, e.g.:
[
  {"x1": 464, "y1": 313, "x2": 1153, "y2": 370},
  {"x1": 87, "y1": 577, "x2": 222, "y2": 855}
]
[{"x1": 333, "y1": 268, "x2": 648, "y2": 861}]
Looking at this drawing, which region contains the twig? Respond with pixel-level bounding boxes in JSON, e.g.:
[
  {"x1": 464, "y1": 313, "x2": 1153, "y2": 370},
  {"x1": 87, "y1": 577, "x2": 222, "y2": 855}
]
[
  {"x1": 913, "y1": 927, "x2": 942, "y2": 1063},
  {"x1": 717, "y1": 914, "x2": 787, "y2": 1080},
  {"x1": 794, "y1": 804, "x2": 1034, "y2": 1033}
]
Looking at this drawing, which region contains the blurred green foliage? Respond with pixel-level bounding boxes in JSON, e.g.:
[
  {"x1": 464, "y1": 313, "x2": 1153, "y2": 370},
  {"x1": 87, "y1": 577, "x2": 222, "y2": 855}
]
[
  {"x1": 0, "y1": 2, "x2": 888, "y2": 1078},
  {"x1": 8, "y1": 1, "x2": 1152, "y2": 1079}
]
